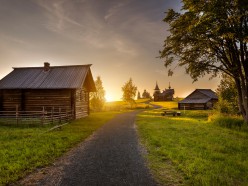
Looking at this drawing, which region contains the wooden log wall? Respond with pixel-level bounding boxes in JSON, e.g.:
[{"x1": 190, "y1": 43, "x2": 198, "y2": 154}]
[
  {"x1": 75, "y1": 88, "x2": 89, "y2": 119},
  {"x1": 24, "y1": 89, "x2": 72, "y2": 112},
  {"x1": 179, "y1": 103, "x2": 190, "y2": 110},
  {"x1": 179, "y1": 103, "x2": 206, "y2": 110},
  {"x1": 1, "y1": 90, "x2": 22, "y2": 111},
  {"x1": 0, "y1": 89, "x2": 72, "y2": 112},
  {"x1": 193, "y1": 103, "x2": 206, "y2": 110},
  {"x1": 1, "y1": 89, "x2": 90, "y2": 119}
]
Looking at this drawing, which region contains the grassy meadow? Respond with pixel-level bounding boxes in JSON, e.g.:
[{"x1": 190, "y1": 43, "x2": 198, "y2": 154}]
[
  {"x1": 1, "y1": 99, "x2": 247, "y2": 185},
  {"x1": 0, "y1": 111, "x2": 120, "y2": 185},
  {"x1": 136, "y1": 101, "x2": 248, "y2": 185}
]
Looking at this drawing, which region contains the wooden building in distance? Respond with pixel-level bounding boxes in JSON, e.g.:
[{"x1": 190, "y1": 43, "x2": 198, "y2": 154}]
[
  {"x1": 153, "y1": 82, "x2": 174, "y2": 101},
  {"x1": 178, "y1": 89, "x2": 218, "y2": 110},
  {"x1": 0, "y1": 63, "x2": 96, "y2": 119}
]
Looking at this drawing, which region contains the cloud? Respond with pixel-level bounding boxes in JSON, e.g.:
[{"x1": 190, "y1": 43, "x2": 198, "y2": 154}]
[
  {"x1": 104, "y1": 2, "x2": 125, "y2": 22},
  {"x1": 112, "y1": 37, "x2": 138, "y2": 56},
  {"x1": 0, "y1": 32, "x2": 31, "y2": 48},
  {"x1": 33, "y1": 0, "x2": 85, "y2": 33},
  {"x1": 30, "y1": 0, "x2": 170, "y2": 57}
]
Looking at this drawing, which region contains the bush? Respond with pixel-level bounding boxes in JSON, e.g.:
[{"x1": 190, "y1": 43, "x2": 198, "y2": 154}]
[
  {"x1": 214, "y1": 97, "x2": 239, "y2": 115},
  {"x1": 209, "y1": 114, "x2": 246, "y2": 131}
]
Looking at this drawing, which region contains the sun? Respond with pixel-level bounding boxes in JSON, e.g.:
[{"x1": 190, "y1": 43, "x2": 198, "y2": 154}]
[{"x1": 105, "y1": 93, "x2": 114, "y2": 102}]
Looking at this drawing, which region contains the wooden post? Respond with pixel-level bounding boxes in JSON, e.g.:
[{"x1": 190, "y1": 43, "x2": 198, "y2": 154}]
[
  {"x1": 21, "y1": 90, "x2": 25, "y2": 111},
  {"x1": 72, "y1": 107, "x2": 74, "y2": 121},
  {"x1": 16, "y1": 105, "x2": 19, "y2": 125},
  {"x1": 65, "y1": 108, "x2": 68, "y2": 123},
  {"x1": 71, "y1": 89, "x2": 76, "y2": 120},
  {"x1": 41, "y1": 106, "x2": 45, "y2": 125},
  {"x1": 52, "y1": 107, "x2": 54, "y2": 125},
  {"x1": 59, "y1": 108, "x2": 61, "y2": 124}
]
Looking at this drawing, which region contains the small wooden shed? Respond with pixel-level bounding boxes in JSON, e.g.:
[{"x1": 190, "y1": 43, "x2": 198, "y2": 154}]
[
  {"x1": 0, "y1": 63, "x2": 96, "y2": 119},
  {"x1": 178, "y1": 89, "x2": 218, "y2": 110}
]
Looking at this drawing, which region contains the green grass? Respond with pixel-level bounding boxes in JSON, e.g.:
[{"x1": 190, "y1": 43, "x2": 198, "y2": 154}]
[
  {"x1": 0, "y1": 111, "x2": 120, "y2": 185},
  {"x1": 209, "y1": 113, "x2": 247, "y2": 131},
  {"x1": 151, "y1": 101, "x2": 178, "y2": 110},
  {"x1": 137, "y1": 108, "x2": 248, "y2": 185}
]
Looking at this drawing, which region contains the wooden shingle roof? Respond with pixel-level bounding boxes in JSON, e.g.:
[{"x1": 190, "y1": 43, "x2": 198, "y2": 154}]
[
  {"x1": 0, "y1": 64, "x2": 96, "y2": 91},
  {"x1": 179, "y1": 89, "x2": 218, "y2": 104},
  {"x1": 196, "y1": 89, "x2": 218, "y2": 99}
]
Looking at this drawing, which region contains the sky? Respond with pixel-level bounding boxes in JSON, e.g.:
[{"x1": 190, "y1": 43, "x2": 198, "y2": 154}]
[{"x1": 0, "y1": 0, "x2": 220, "y2": 101}]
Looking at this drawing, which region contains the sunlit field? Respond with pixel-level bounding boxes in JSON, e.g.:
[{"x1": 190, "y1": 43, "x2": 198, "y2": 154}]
[
  {"x1": 104, "y1": 99, "x2": 151, "y2": 111},
  {"x1": 0, "y1": 112, "x2": 121, "y2": 185},
  {"x1": 150, "y1": 101, "x2": 178, "y2": 110},
  {"x1": 136, "y1": 103, "x2": 248, "y2": 185}
]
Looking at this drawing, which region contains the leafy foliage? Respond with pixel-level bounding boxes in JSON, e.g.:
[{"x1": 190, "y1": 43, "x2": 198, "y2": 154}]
[
  {"x1": 142, "y1": 89, "x2": 152, "y2": 99},
  {"x1": 215, "y1": 74, "x2": 239, "y2": 114},
  {"x1": 160, "y1": 0, "x2": 248, "y2": 122},
  {"x1": 121, "y1": 78, "x2": 137, "y2": 107},
  {"x1": 90, "y1": 76, "x2": 106, "y2": 111}
]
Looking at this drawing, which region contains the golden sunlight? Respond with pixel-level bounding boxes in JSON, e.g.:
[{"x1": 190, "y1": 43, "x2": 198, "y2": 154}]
[
  {"x1": 181, "y1": 91, "x2": 192, "y2": 98},
  {"x1": 105, "y1": 93, "x2": 114, "y2": 102}
]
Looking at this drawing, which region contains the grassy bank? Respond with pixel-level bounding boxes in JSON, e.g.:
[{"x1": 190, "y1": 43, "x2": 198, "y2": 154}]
[
  {"x1": 0, "y1": 111, "x2": 120, "y2": 185},
  {"x1": 136, "y1": 103, "x2": 248, "y2": 185}
]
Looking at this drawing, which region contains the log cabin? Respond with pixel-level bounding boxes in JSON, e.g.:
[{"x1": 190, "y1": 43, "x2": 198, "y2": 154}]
[
  {"x1": 178, "y1": 89, "x2": 218, "y2": 110},
  {"x1": 0, "y1": 63, "x2": 96, "y2": 119}
]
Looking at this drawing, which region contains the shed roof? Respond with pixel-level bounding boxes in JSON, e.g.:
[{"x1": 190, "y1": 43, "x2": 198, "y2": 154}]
[
  {"x1": 179, "y1": 89, "x2": 218, "y2": 104},
  {"x1": 196, "y1": 89, "x2": 218, "y2": 99},
  {"x1": 0, "y1": 64, "x2": 96, "y2": 91},
  {"x1": 179, "y1": 98, "x2": 212, "y2": 104}
]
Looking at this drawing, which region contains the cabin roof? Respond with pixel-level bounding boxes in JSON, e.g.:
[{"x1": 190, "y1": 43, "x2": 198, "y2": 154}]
[
  {"x1": 0, "y1": 64, "x2": 96, "y2": 91},
  {"x1": 179, "y1": 98, "x2": 212, "y2": 104},
  {"x1": 179, "y1": 89, "x2": 218, "y2": 104},
  {"x1": 196, "y1": 89, "x2": 218, "y2": 99}
]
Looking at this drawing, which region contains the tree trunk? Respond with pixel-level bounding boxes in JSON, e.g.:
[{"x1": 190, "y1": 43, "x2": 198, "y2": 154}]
[
  {"x1": 235, "y1": 78, "x2": 248, "y2": 123},
  {"x1": 243, "y1": 90, "x2": 248, "y2": 123}
]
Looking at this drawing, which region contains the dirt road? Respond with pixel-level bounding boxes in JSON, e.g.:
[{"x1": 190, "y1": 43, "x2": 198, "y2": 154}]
[{"x1": 19, "y1": 111, "x2": 157, "y2": 186}]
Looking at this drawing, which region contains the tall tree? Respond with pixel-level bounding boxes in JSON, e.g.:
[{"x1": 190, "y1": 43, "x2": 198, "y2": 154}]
[
  {"x1": 122, "y1": 78, "x2": 137, "y2": 106},
  {"x1": 90, "y1": 76, "x2": 105, "y2": 111},
  {"x1": 160, "y1": 0, "x2": 248, "y2": 122},
  {"x1": 142, "y1": 89, "x2": 151, "y2": 99}
]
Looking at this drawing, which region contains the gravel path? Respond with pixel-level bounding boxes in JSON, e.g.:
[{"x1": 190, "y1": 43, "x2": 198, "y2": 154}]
[{"x1": 20, "y1": 111, "x2": 157, "y2": 186}]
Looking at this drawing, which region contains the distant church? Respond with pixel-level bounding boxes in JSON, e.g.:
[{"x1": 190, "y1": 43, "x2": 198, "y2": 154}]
[{"x1": 153, "y1": 82, "x2": 175, "y2": 101}]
